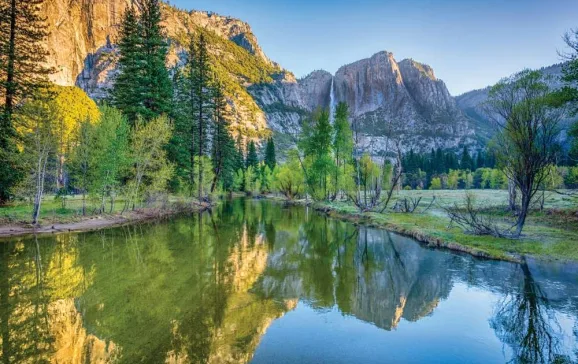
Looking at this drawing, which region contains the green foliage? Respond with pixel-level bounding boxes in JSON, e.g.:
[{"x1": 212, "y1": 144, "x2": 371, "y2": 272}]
[
  {"x1": 430, "y1": 177, "x2": 442, "y2": 190},
  {"x1": 300, "y1": 109, "x2": 336, "y2": 200},
  {"x1": 565, "y1": 166, "x2": 578, "y2": 188},
  {"x1": 211, "y1": 80, "x2": 237, "y2": 192},
  {"x1": 490, "y1": 169, "x2": 507, "y2": 190},
  {"x1": 264, "y1": 137, "x2": 276, "y2": 170},
  {"x1": 246, "y1": 141, "x2": 259, "y2": 169},
  {"x1": 191, "y1": 156, "x2": 215, "y2": 200},
  {"x1": 541, "y1": 165, "x2": 564, "y2": 189},
  {"x1": 244, "y1": 165, "x2": 261, "y2": 195},
  {"x1": 260, "y1": 165, "x2": 274, "y2": 193},
  {"x1": 460, "y1": 145, "x2": 473, "y2": 170},
  {"x1": 127, "y1": 115, "x2": 174, "y2": 208},
  {"x1": 560, "y1": 30, "x2": 578, "y2": 159},
  {"x1": 111, "y1": 6, "x2": 145, "y2": 122},
  {"x1": 332, "y1": 102, "x2": 354, "y2": 197},
  {"x1": 273, "y1": 149, "x2": 305, "y2": 199},
  {"x1": 90, "y1": 106, "x2": 131, "y2": 212},
  {"x1": 140, "y1": 0, "x2": 173, "y2": 119},
  {"x1": 0, "y1": 0, "x2": 51, "y2": 203},
  {"x1": 232, "y1": 169, "x2": 244, "y2": 192},
  {"x1": 112, "y1": 2, "x2": 172, "y2": 123}
]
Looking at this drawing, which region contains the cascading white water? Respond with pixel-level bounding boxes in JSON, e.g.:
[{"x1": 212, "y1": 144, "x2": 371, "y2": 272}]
[{"x1": 329, "y1": 76, "x2": 336, "y2": 124}]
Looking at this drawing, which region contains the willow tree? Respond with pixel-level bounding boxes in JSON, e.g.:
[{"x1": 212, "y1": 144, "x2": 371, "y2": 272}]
[
  {"x1": 485, "y1": 70, "x2": 562, "y2": 237},
  {"x1": 0, "y1": 0, "x2": 51, "y2": 203},
  {"x1": 128, "y1": 115, "x2": 174, "y2": 210}
]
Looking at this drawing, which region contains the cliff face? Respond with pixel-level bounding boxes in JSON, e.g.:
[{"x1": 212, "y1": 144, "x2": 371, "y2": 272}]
[
  {"x1": 44, "y1": 0, "x2": 271, "y2": 88},
  {"x1": 43, "y1": 0, "x2": 132, "y2": 87},
  {"x1": 333, "y1": 52, "x2": 475, "y2": 154},
  {"x1": 247, "y1": 70, "x2": 332, "y2": 141}
]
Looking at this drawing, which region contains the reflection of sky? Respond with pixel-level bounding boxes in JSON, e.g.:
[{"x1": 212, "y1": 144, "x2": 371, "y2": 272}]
[
  {"x1": 171, "y1": 0, "x2": 578, "y2": 95},
  {"x1": 252, "y1": 284, "x2": 514, "y2": 363}
]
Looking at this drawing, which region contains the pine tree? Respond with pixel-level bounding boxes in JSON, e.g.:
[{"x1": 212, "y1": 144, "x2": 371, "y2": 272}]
[
  {"x1": 246, "y1": 141, "x2": 259, "y2": 169},
  {"x1": 111, "y1": 6, "x2": 144, "y2": 122},
  {"x1": 300, "y1": 109, "x2": 334, "y2": 200},
  {"x1": 0, "y1": 0, "x2": 51, "y2": 203},
  {"x1": 210, "y1": 80, "x2": 236, "y2": 192},
  {"x1": 475, "y1": 151, "x2": 485, "y2": 171},
  {"x1": 332, "y1": 102, "x2": 353, "y2": 198},
  {"x1": 460, "y1": 145, "x2": 473, "y2": 170},
  {"x1": 167, "y1": 68, "x2": 191, "y2": 191},
  {"x1": 234, "y1": 134, "x2": 245, "y2": 172},
  {"x1": 189, "y1": 32, "x2": 214, "y2": 199},
  {"x1": 140, "y1": 0, "x2": 172, "y2": 119},
  {"x1": 264, "y1": 137, "x2": 276, "y2": 170},
  {"x1": 112, "y1": 1, "x2": 172, "y2": 123}
]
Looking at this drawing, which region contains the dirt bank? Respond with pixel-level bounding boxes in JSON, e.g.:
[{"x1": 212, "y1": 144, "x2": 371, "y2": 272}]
[{"x1": 0, "y1": 203, "x2": 211, "y2": 239}]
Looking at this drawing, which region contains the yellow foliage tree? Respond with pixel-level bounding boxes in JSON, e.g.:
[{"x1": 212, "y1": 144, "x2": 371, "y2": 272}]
[{"x1": 52, "y1": 86, "x2": 99, "y2": 189}]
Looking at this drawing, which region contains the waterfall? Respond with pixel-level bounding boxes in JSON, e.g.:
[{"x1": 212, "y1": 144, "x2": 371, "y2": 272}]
[{"x1": 329, "y1": 76, "x2": 336, "y2": 124}]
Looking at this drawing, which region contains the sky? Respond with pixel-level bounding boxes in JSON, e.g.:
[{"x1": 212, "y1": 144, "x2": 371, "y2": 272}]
[{"x1": 169, "y1": 0, "x2": 578, "y2": 95}]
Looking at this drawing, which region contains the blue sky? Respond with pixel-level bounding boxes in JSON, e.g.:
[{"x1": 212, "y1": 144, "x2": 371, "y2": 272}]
[{"x1": 169, "y1": 0, "x2": 578, "y2": 95}]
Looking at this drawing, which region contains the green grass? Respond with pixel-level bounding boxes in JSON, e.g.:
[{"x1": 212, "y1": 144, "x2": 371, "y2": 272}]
[
  {"x1": 279, "y1": 189, "x2": 578, "y2": 262},
  {"x1": 0, "y1": 195, "x2": 129, "y2": 225}
]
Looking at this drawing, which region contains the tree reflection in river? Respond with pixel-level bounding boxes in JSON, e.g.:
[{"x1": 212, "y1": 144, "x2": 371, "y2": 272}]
[
  {"x1": 490, "y1": 258, "x2": 572, "y2": 363},
  {"x1": 0, "y1": 198, "x2": 576, "y2": 363}
]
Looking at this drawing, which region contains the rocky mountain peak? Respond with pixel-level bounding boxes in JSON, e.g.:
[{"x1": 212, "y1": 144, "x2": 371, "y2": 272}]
[{"x1": 398, "y1": 59, "x2": 437, "y2": 81}]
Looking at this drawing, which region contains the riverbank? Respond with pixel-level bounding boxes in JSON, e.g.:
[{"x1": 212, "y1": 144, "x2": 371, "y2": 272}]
[
  {"x1": 266, "y1": 192, "x2": 578, "y2": 263},
  {"x1": 0, "y1": 200, "x2": 212, "y2": 239}
]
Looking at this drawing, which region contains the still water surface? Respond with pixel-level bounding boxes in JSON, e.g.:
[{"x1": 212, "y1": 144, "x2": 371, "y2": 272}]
[{"x1": 0, "y1": 199, "x2": 577, "y2": 363}]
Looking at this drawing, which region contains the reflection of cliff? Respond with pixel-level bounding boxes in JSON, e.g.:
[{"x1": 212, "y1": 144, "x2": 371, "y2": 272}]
[
  {"x1": 253, "y1": 216, "x2": 453, "y2": 331},
  {"x1": 47, "y1": 298, "x2": 117, "y2": 363},
  {"x1": 347, "y1": 229, "x2": 453, "y2": 330},
  {"x1": 206, "y1": 224, "x2": 296, "y2": 364}
]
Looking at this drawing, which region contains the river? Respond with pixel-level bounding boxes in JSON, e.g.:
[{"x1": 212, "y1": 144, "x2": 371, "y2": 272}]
[{"x1": 0, "y1": 198, "x2": 577, "y2": 363}]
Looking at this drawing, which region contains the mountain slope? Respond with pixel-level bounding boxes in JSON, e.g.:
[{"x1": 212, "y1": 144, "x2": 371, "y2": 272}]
[{"x1": 455, "y1": 63, "x2": 575, "y2": 143}]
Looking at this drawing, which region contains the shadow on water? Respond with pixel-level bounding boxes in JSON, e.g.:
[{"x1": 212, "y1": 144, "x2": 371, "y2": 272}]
[{"x1": 0, "y1": 198, "x2": 576, "y2": 363}]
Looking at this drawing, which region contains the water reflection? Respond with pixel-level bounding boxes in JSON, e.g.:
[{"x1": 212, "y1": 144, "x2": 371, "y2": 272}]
[{"x1": 0, "y1": 198, "x2": 576, "y2": 363}]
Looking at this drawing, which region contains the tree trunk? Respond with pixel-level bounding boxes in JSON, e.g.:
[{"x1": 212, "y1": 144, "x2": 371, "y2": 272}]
[
  {"x1": 3, "y1": 0, "x2": 17, "y2": 133},
  {"x1": 32, "y1": 154, "x2": 48, "y2": 225},
  {"x1": 82, "y1": 191, "x2": 86, "y2": 216},
  {"x1": 508, "y1": 179, "x2": 517, "y2": 212},
  {"x1": 514, "y1": 191, "x2": 531, "y2": 237}
]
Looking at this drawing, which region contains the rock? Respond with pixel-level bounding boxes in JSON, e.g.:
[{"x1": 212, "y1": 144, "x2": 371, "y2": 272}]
[{"x1": 333, "y1": 51, "x2": 475, "y2": 154}]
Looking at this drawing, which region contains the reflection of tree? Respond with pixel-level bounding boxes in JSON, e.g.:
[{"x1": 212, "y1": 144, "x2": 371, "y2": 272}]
[
  {"x1": 490, "y1": 259, "x2": 569, "y2": 363},
  {"x1": 0, "y1": 237, "x2": 54, "y2": 363}
]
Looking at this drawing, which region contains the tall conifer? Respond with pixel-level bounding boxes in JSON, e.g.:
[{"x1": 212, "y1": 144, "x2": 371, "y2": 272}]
[
  {"x1": 0, "y1": 0, "x2": 51, "y2": 203},
  {"x1": 111, "y1": 6, "x2": 144, "y2": 122},
  {"x1": 264, "y1": 137, "x2": 276, "y2": 170},
  {"x1": 140, "y1": 0, "x2": 172, "y2": 119}
]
